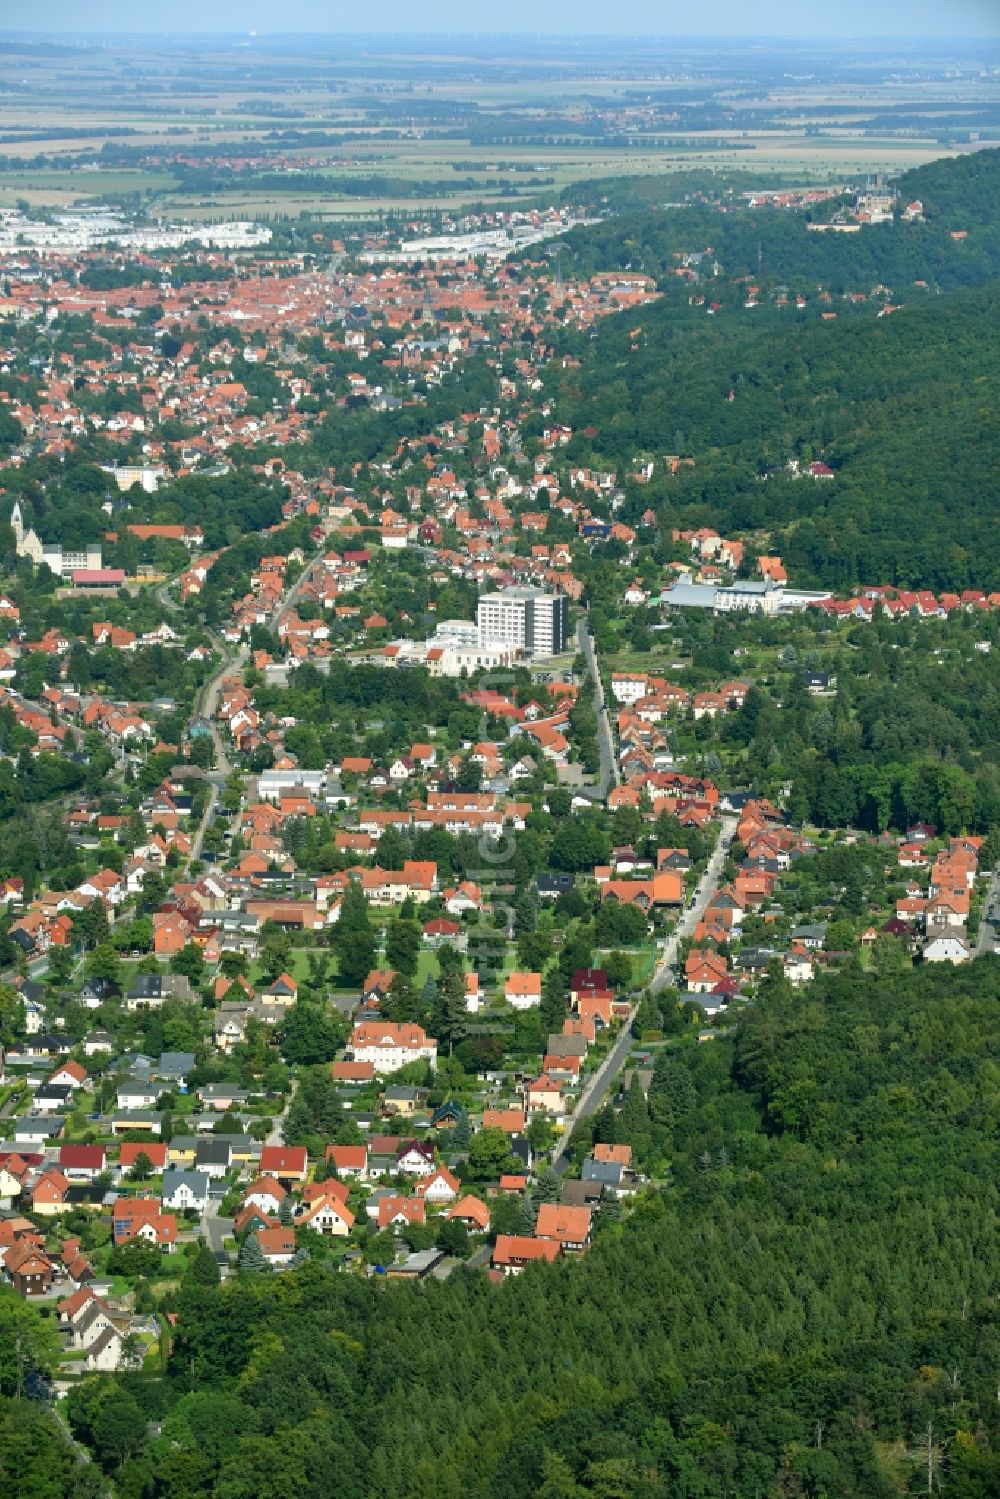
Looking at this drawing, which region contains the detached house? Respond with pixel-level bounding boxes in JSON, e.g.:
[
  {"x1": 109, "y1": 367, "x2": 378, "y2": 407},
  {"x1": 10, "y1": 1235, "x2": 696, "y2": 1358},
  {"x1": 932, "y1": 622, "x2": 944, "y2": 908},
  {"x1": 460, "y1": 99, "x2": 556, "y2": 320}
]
[
  {"x1": 447, "y1": 1194, "x2": 491, "y2": 1232},
  {"x1": 504, "y1": 972, "x2": 542, "y2": 1010},
  {"x1": 685, "y1": 949, "x2": 729, "y2": 993},
  {"x1": 299, "y1": 1188, "x2": 355, "y2": 1237},
  {"x1": 259, "y1": 1145, "x2": 309, "y2": 1184},
  {"x1": 161, "y1": 1169, "x2": 209, "y2": 1213},
  {"x1": 492, "y1": 1234, "x2": 560, "y2": 1276},
  {"x1": 324, "y1": 1145, "x2": 369, "y2": 1180},
  {"x1": 525, "y1": 1074, "x2": 565, "y2": 1117},
  {"x1": 113, "y1": 1198, "x2": 177, "y2": 1252},
  {"x1": 4, "y1": 1241, "x2": 54, "y2": 1296},
  {"x1": 395, "y1": 1141, "x2": 436, "y2": 1178},
  {"x1": 417, "y1": 1166, "x2": 460, "y2": 1203},
  {"x1": 535, "y1": 1202, "x2": 593, "y2": 1253}
]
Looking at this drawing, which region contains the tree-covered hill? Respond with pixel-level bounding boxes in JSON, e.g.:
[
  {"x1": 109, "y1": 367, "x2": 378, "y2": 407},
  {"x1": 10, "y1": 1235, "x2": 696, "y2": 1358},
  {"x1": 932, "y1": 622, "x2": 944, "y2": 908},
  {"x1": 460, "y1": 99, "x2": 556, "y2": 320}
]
[
  {"x1": 897, "y1": 148, "x2": 1000, "y2": 231},
  {"x1": 555, "y1": 148, "x2": 1000, "y2": 293},
  {"x1": 549, "y1": 276, "x2": 1000, "y2": 591},
  {"x1": 35, "y1": 961, "x2": 1000, "y2": 1498}
]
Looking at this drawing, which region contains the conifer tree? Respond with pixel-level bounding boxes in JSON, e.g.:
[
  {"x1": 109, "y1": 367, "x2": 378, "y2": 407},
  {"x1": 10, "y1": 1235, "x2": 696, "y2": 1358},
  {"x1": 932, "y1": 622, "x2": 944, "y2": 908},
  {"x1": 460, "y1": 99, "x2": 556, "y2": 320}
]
[{"x1": 238, "y1": 1231, "x2": 271, "y2": 1275}]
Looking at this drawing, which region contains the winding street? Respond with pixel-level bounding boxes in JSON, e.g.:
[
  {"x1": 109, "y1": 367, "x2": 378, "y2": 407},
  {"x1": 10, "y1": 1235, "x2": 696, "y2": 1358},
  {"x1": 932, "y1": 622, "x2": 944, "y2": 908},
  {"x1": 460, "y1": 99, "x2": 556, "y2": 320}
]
[{"x1": 187, "y1": 541, "x2": 328, "y2": 859}]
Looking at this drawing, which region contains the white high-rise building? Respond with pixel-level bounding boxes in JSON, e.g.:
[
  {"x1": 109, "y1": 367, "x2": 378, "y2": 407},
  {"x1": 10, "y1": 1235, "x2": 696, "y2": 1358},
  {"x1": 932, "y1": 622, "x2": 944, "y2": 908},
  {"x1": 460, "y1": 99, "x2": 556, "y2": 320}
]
[{"x1": 477, "y1": 587, "x2": 569, "y2": 659}]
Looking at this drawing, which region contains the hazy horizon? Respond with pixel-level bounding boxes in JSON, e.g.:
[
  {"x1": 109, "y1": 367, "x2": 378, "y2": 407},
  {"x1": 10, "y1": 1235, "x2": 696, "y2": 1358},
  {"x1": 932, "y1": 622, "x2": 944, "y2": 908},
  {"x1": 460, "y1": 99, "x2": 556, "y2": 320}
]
[{"x1": 8, "y1": 0, "x2": 1000, "y2": 41}]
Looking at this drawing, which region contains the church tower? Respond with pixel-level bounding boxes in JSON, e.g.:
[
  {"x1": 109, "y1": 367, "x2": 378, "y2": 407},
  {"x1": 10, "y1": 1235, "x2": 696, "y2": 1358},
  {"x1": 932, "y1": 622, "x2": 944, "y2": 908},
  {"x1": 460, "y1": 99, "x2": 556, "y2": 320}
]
[{"x1": 9, "y1": 501, "x2": 22, "y2": 549}]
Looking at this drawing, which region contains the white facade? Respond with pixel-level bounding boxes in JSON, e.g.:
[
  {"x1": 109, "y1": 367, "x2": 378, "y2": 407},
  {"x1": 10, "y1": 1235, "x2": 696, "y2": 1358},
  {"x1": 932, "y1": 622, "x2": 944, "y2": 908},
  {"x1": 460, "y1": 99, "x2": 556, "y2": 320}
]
[
  {"x1": 477, "y1": 587, "x2": 569, "y2": 659},
  {"x1": 923, "y1": 936, "x2": 971, "y2": 964},
  {"x1": 349, "y1": 1024, "x2": 438, "y2": 1073},
  {"x1": 611, "y1": 674, "x2": 648, "y2": 704},
  {"x1": 161, "y1": 1171, "x2": 209, "y2": 1212},
  {"x1": 101, "y1": 464, "x2": 165, "y2": 494},
  {"x1": 435, "y1": 618, "x2": 480, "y2": 648},
  {"x1": 257, "y1": 769, "x2": 326, "y2": 803}
]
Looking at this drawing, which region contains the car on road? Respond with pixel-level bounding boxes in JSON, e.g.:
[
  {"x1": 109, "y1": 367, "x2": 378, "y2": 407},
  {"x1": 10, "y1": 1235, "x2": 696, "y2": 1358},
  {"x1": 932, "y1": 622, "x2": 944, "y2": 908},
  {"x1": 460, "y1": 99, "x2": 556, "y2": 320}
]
[{"x1": 24, "y1": 1370, "x2": 53, "y2": 1402}]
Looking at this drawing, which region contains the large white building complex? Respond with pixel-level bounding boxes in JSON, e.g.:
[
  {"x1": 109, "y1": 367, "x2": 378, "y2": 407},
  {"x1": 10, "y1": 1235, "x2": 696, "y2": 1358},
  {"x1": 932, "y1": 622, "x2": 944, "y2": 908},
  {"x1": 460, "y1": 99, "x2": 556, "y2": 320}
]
[{"x1": 477, "y1": 587, "x2": 570, "y2": 659}]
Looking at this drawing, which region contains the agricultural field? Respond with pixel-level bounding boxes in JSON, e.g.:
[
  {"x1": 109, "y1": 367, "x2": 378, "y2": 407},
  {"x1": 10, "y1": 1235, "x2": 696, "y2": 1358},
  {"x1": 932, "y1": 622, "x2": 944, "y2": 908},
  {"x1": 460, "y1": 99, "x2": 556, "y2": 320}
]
[{"x1": 0, "y1": 32, "x2": 996, "y2": 217}]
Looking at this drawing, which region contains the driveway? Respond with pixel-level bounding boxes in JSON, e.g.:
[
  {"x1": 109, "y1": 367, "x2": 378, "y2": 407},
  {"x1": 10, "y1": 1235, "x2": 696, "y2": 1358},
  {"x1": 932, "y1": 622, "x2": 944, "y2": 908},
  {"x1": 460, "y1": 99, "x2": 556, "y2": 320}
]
[{"x1": 199, "y1": 1197, "x2": 233, "y2": 1266}]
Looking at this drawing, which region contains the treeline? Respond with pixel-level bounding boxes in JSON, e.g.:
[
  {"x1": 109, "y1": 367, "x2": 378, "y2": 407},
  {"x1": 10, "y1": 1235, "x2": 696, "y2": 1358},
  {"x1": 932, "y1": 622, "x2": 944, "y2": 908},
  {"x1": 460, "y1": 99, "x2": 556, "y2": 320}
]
[
  {"x1": 170, "y1": 167, "x2": 507, "y2": 198},
  {"x1": 554, "y1": 147, "x2": 1000, "y2": 292}
]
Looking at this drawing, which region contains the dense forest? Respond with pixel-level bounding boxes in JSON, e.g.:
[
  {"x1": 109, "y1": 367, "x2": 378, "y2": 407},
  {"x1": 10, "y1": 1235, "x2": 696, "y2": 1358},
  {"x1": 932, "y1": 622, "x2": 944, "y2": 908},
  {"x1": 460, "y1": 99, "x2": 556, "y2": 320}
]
[
  {"x1": 549, "y1": 277, "x2": 1000, "y2": 591},
  {"x1": 541, "y1": 148, "x2": 1000, "y2": 591},
  {"x1": 3, "y1": 963, "x2": 998, "y2": 1496}
]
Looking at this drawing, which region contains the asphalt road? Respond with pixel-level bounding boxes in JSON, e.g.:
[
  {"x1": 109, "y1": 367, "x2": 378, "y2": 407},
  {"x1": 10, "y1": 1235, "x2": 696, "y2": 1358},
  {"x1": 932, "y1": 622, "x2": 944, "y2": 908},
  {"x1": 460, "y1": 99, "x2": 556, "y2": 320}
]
[
  {"x1": 199, "y1": 1198, "x2": 234, "y2": 1265},
  {"x1": 550, "y1": 1004, "x2": 639, "y2": 1174},
  {"x1": 548, "y1": 815, "x2": 739, "y2": 1172},
  {"x1": 975, "y1": 869, "x2": 1000, "y2": 956},
  {"x1": 576, "y1": 615, "x2": 619, "y2": 802},
  {"x1": 650, "y1": 816, "x2": 739, "y2": 994}
]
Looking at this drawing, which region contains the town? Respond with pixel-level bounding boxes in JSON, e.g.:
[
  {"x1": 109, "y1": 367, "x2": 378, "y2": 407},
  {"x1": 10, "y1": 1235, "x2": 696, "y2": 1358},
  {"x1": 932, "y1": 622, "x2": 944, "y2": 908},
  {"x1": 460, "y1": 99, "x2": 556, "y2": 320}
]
[{"x1": 0, "y1": 22, "x2": 999, "y2": 1494}]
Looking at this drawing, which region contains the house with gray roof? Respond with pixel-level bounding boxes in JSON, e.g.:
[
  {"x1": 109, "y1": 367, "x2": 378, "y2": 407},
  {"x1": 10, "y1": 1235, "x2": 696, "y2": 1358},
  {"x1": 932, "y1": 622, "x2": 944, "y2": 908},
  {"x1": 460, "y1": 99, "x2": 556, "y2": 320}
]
[{"x1": 161, "y1": 1169, "x2": 209, "y2": 1212}]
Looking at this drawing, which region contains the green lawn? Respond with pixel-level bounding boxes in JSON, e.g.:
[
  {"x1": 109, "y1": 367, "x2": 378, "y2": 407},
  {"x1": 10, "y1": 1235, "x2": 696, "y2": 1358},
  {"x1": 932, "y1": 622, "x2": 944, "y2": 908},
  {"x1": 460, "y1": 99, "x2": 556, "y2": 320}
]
[
  {"x1": 595, "y1": 945, "x2": 658, "y2": 986},
  {"x1": 414, "y1": 950, "x2": 441, "y2": 986}
]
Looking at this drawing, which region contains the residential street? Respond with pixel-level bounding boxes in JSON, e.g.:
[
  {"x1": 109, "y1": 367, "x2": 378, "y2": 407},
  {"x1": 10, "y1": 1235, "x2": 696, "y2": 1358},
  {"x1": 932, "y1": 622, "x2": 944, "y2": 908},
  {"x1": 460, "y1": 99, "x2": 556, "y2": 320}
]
[
  {"x1": 550, "y1": 814, "x2": 738, "y2": 1172},
  {"x1": 975, "y1": 868, "x2": 1000, "y2": 956},
  {"x1": 188, "y1": 541, "x2": 329, "y2": 859},
  {"x1": 650, "y1": 815, "x2": 739, "y2": 993},
  {"x1": 576, "y1": 614, "x2": 619, "y2": 801},
  {"x1": 550, "y1": 1005, "x2": 638, "y2": 1173}
]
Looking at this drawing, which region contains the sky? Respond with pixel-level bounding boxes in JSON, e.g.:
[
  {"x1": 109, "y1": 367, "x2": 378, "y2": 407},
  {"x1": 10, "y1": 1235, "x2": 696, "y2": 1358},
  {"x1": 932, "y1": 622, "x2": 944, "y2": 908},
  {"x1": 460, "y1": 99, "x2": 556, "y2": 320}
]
[{"x1": 12, "y1": 1, "x2": 1000, "y2": 39}]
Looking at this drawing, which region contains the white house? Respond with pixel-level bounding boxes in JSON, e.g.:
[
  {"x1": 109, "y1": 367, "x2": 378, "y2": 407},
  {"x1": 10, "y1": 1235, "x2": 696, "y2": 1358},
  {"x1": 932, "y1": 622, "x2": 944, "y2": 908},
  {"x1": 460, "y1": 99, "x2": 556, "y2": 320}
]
[
  {"x1": 923, "y1": 935, "x2": 971, "y2": 964},
  {"x1": 160, "y1": 1169, "x2": 209, "y2": 1213},
  {"x1": 117, "y1": 1083, "x2": 158, "y2": 1112},
  {"x1": 68, "y1": 1297, "x2": 116, "y2": 1351},
  {"x1": 395, "y1": 1143, "x2": 436, "y2": 1178},
  {"x1": 85, "y1": 1328, "x2": 126, "y2": 1373},
  {"x1": 419, "y1": 1167, "x2": 459, "y2": 1203},
  {"x1": 504, "y1": 972, "x2": 541, "y2": 1010},
  {"x1": 348, "y1": 1021, "x2": 437, "y2": 1074},
  {"x1": 464, "y1": 972, "x2": 483, "y2": 1013},
  {"x1": 243, "y1": 1177, "x2": 286, "y2": 1217},
  {"x1": 444, "y1": 882, "x2": 481, "y2": 916}
]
